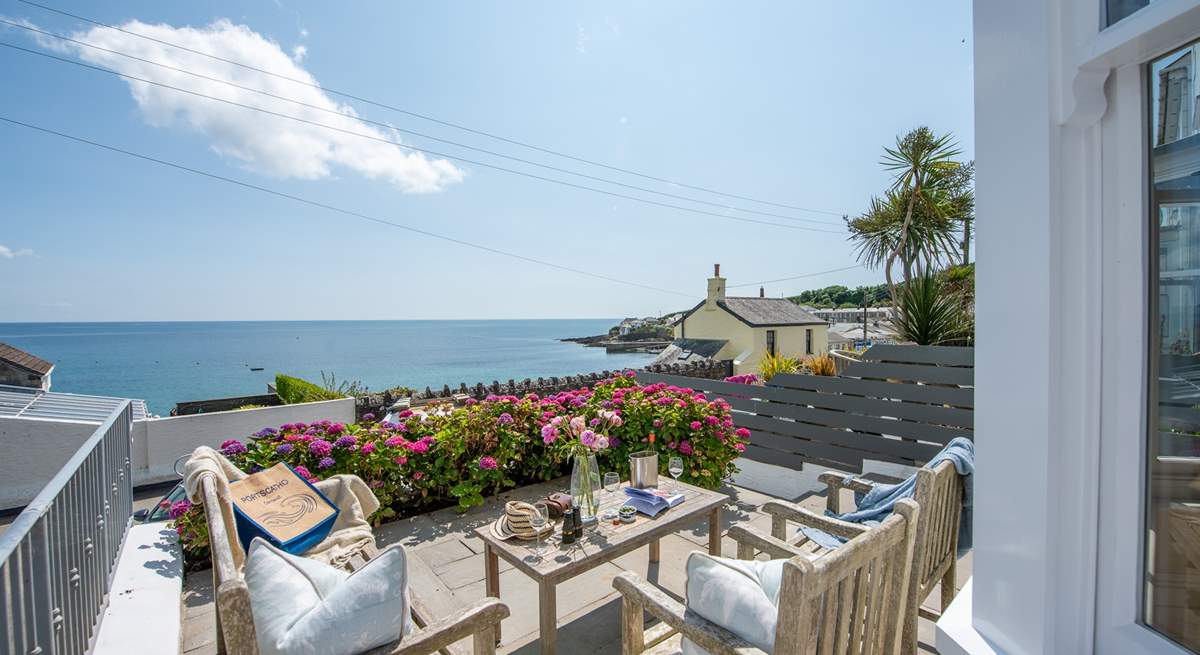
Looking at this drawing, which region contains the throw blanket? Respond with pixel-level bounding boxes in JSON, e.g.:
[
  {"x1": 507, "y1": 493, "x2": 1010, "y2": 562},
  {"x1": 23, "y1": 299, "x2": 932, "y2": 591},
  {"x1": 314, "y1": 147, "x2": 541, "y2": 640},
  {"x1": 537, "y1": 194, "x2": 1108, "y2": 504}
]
[
  {"x1": 183, "y1": 447, "x2": 380, "y2": 570},
  {"x1": 800, "y1": 437, "x2": 974, "y2": 555}
]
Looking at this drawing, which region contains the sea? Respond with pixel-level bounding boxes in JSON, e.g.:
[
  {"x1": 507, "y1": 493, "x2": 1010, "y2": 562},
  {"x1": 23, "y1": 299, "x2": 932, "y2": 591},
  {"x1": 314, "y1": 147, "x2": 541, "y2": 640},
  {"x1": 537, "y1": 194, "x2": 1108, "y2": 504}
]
[{"x1": 0, "y1": 320, "x2": 655, "y2": 415}]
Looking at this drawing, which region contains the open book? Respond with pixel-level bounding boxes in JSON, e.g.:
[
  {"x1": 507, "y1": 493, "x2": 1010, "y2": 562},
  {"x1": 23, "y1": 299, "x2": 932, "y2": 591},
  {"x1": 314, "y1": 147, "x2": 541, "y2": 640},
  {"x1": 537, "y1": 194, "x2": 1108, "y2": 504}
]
[{"x1": 623, "y1": 487, "x2": 685, "y2": 517}]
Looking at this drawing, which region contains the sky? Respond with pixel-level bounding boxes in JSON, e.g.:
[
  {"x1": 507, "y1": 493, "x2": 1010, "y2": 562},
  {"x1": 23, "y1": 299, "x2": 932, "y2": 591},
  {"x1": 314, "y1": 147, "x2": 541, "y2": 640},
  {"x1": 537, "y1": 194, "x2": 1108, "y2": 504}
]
[{"x1": 0, "y1": 1, "x2": 975, "y2": 321}]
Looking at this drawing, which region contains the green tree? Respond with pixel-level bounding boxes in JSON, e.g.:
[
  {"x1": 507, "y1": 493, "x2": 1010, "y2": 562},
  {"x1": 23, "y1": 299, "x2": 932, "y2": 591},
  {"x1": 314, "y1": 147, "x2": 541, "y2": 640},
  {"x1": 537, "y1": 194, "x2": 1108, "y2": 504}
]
[{"x1": 848, "y1": 127, "x2": 969, "y2": 300}]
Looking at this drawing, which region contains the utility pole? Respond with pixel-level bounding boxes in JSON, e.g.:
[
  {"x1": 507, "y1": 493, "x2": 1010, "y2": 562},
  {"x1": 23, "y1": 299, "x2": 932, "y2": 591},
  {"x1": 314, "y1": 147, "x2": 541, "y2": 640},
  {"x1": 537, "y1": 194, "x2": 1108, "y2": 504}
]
[{"x1": 862, "y1": 289, "x2": 870, "y2": 345}]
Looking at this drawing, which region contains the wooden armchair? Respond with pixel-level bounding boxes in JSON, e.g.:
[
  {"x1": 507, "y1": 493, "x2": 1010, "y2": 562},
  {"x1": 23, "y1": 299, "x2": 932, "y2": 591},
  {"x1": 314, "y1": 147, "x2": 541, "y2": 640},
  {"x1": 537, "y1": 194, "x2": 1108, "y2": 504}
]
[
  {"x1": 197, "y1": 474, "x2": 509, "y2": 655},
  {"x1": 613, "y1": 500, "x2": 920, "y2": 655},
  {"x1": 738, "y1": 460, "x2": 963, "y2": 655}
]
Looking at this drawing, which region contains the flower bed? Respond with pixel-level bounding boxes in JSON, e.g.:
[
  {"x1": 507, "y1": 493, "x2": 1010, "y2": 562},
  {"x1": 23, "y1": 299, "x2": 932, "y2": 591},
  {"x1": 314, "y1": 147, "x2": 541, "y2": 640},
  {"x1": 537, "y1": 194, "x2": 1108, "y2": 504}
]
[{"x1": 172, "y1": 371, "x2": 750, "y2": 563}]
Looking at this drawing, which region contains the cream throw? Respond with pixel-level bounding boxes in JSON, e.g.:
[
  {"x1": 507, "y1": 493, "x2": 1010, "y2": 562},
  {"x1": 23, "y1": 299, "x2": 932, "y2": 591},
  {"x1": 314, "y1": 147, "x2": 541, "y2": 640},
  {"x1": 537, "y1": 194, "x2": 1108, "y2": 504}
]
[{"x1": 183, "y1": 446, "x2": 379, "y2": 570}]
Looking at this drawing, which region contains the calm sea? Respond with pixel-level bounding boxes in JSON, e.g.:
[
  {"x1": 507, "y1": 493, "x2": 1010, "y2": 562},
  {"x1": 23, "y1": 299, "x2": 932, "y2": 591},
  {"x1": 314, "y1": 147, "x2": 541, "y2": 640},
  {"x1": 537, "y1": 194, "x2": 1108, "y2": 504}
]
[{"x1": 0, "y1": 321, "x2": 654, "y2": 415}]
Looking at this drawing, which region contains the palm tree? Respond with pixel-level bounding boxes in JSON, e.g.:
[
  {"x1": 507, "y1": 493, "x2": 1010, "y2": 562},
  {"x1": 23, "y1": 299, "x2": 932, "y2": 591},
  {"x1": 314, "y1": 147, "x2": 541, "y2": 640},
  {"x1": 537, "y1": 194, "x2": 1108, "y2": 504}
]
[{"x1": 848, "y1": 128, "x2": 964, "y2": 300}]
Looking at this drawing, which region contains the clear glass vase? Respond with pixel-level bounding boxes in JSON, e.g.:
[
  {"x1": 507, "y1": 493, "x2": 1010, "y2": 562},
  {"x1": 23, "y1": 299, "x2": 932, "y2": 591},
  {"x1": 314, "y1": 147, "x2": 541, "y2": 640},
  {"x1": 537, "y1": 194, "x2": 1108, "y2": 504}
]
[{"x1": 570, "y1": 452, "x2": 601, "y2": 522}]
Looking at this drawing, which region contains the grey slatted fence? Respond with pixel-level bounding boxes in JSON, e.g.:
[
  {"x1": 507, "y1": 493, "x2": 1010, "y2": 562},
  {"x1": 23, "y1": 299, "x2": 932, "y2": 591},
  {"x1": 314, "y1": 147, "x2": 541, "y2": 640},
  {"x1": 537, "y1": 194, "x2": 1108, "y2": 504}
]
[
  {"x1": 637, "y1": 345, "x2": 973, "y2": 473},
  {"x1": 0, "y1": 401, "x2": 134, "y2": 655}
]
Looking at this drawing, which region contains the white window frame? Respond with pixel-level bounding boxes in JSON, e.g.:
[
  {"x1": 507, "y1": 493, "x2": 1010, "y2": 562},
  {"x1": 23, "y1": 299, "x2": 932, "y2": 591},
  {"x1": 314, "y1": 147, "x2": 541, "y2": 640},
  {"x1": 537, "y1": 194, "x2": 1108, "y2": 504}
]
[{"x1": 1094, "y1": 7, "x2": 1200, "y2": 653}]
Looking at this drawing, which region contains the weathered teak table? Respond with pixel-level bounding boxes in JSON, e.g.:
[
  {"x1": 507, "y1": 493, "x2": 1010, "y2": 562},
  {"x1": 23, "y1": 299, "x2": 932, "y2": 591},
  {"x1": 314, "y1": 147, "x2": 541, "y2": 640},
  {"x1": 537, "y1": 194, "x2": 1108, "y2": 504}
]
[{"x1": 473, "y1": 480, "x2": 727, "y2": 655}]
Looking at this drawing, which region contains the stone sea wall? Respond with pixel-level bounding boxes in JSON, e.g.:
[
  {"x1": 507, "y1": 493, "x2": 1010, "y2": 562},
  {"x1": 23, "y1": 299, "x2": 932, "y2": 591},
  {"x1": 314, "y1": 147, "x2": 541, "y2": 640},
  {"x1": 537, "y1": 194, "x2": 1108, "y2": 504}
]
[{"x1": 354, "y1": 359, "x2": 731, "y2": 419}]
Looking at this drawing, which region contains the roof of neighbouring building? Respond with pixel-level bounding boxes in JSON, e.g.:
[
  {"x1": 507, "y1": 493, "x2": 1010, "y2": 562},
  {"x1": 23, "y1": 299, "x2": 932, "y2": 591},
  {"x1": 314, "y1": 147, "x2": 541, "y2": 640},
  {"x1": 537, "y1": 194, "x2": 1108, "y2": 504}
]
[
  {"x1": 0, "y1": 384, "x2": 148, "y2": 422},
  {"x1": 0, "y1": 342, "x2": 54, "y2": 376},
  {"x1": 678, "y1": 297, "x2": 827, "y2": 328},
  {"x1": 650, "y1": 338, "x2": 729, "y2": 366}
]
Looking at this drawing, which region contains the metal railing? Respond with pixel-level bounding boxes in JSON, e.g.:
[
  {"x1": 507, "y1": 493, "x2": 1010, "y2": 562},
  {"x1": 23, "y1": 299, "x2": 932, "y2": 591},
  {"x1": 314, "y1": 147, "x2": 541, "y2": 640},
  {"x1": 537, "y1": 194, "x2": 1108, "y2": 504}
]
[{"x1": 0, "y1": 401, "x2": 134, "y2": 655}]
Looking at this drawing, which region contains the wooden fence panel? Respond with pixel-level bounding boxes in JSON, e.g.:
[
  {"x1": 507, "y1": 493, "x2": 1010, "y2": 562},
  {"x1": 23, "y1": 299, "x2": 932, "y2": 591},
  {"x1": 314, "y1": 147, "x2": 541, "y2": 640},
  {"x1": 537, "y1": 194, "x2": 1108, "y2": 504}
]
[{"x1": 636, "y1": 345, "x2": 973, "y2": 473}]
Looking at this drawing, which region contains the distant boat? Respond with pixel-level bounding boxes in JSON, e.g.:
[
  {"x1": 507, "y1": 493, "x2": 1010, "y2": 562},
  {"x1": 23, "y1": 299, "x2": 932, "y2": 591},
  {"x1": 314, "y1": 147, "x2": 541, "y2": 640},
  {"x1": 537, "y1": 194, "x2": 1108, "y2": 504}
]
[{"x1": 249, "y1": 367, "x2": 264, "y2": 371}]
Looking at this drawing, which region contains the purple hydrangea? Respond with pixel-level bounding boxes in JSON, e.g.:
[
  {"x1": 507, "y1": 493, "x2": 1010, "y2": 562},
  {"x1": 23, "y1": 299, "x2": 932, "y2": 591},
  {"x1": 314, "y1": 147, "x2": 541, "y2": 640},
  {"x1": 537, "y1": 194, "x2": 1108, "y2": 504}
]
[
  {"x1": 219, "y1": 439, "x2": 247, "y2": 456},
  {"x1": 541, "y1": 424, "x2": 559, "y2": 444},
  {"x1": 308, "y1": 439, "x2": 332, "y2": 457},
  {"x1": 275, "y1": 443, "x2": 293, "y2": 455},
  {"x1": 333, "y1": 435, "x2": 357, "y2": 449},
  {"x1": 317, "y1": 457, "x2": 336, "y2": 470},
  {"x1": 253, "y1": 427, "x2": 278, "y2": 438},
  {"x1": 168, "y1": 499, "x2": 192, "y2": 520},
  {"x1": 362, "y1": 413, "x2": 376, "y2": 422},
  {"x1": 497, "y1": 413, "x2": 514, "y2": 425}
]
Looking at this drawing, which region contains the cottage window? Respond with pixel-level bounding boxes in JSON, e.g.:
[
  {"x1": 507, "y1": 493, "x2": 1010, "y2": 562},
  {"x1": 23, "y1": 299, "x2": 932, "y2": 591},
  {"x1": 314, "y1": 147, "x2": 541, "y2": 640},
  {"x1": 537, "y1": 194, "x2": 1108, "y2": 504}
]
[
  {"x1": 1146, "y1": 39, "x2": 1200, "y2": 654},
  {"x1": 766, "y1": 330, "x2": 776, "y2": 357},
  {"x1": 805, "y1": 329, "x2": 813, "y2": 355}
]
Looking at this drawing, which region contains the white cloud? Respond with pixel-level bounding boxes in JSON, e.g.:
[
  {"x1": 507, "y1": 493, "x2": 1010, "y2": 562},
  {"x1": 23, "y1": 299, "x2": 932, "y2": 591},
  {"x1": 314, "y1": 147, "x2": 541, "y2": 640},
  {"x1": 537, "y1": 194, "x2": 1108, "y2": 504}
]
[
  {"x1": 38, "y1": 18, "x2": 463, "y2": 193},
  {"x1": 299, "y1": 28, "x2": 309, "y2": 38},
  {"x1": 0, "y1": 244, "x2": 33, "y2": 259},
  {"x1": 576, "y1": 24, "x2": 590, "y2": 54}
]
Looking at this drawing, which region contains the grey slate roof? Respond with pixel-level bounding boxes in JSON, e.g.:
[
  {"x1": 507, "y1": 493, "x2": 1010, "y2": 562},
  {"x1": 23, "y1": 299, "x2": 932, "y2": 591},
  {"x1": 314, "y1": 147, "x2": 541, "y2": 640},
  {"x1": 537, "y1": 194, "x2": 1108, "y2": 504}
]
[
  {"x1": 718, "y1": 297, "x2": 826, "y2": 327},
  {"x1": 650, "y1": 338, "x2": 729, "y2": 366},
  {"x1": 0, "y1": 342, "x2": 54, "y2": 375}
]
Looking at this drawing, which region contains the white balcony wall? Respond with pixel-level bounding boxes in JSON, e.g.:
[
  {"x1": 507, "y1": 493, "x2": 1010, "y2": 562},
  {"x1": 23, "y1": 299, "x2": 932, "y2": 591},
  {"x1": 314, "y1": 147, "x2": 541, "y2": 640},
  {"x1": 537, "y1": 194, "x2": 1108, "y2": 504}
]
[{"x1": 0, "y1": 397, "x2": 355, "y2": 509}]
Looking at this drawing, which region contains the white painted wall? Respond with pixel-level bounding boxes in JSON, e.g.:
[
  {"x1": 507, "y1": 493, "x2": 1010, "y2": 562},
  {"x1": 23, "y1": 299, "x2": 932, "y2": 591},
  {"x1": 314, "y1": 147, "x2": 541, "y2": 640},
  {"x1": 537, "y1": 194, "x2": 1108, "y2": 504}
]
[
  {"x1": 942, "y1": 1, "x2": 1200, "y2": 654},
  {"x1": 0, "y1": 417, "x2": 102, "y2": 508},
  {"x1": 0, "y1": 398, "x2": 356, "y2": 509}
]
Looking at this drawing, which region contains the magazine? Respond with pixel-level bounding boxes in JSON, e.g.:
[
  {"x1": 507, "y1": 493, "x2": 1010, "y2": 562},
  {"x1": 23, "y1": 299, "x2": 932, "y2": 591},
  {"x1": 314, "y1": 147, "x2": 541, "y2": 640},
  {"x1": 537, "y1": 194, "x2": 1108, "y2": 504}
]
[{"x1": 623, "y1": 487, "x2": 685, "y2": 517}]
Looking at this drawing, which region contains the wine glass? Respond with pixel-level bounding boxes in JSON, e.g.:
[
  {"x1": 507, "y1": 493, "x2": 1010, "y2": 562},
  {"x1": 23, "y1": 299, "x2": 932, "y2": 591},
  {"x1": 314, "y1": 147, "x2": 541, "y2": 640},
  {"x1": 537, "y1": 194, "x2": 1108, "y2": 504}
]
[
  {"x1": 668, "y1": 456, "x2": 684, "y2": 492},
  {"x1": 601, "y1": 472, "x2": 621, "y2": 523},
  {"x1": 530, "y1": 502, "x2": 549, "y2": 560}
]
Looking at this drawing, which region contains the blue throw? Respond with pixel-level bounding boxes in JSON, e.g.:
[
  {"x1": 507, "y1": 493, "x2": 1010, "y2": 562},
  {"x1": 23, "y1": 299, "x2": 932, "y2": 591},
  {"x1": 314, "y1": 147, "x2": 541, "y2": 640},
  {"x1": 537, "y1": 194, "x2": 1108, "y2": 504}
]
[{"x1": 799, "y1": 437, "x2": 974, "y2": 555}]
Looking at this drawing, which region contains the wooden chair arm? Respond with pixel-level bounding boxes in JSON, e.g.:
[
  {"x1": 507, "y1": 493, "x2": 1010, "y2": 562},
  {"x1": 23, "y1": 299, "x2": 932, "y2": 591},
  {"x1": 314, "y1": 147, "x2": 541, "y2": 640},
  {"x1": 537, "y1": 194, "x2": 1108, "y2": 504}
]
[
  {"x1": 727, "y1": 525, "x2": 810, "y2": 560},
  {"x1": 613, "y1": 572, "x2": 767, "y2": 655},
  {"x1": 761, "y1": 500, "x2": 869, "y2": 541},
  {"x1": 818, "y1": 472, "x2": 876, "y2": 513},
  {"x1": 390, "y1": 598, "x2": 509, "y2": 655}
]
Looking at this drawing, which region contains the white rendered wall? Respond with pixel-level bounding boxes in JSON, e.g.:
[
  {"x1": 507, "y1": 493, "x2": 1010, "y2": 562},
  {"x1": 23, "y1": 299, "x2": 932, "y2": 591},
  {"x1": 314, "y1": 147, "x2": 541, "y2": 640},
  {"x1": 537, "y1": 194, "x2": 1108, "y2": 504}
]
[{"x1": 0, "y1": 397, "x2": 355, "y2": 509}]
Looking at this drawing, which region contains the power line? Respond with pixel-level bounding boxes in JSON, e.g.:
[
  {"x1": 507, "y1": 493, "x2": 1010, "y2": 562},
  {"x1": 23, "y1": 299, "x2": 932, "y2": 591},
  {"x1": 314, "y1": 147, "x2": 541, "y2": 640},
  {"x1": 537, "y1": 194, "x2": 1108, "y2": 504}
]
[
  {"x1": 0, "y1": 42, "x2": 845, "y2": 235},
  {"x1": 0, "y1": 115, "x2": 697, "y2": 298},
  {"x1": 16, "y1": 0, "x2": 850, "y2": 218},
  {"x1": 728, "y1": 264, "x2": 866, "y2": 288},
  {"x1": 0, "y1": 19, "x2": 843, "y2": 227}
]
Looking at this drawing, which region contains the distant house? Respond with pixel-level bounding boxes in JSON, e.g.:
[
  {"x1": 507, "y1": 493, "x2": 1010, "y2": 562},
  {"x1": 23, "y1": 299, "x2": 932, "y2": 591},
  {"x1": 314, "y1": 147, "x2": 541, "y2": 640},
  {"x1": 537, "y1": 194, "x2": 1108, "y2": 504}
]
[
  {"x1": 672, "y1": 265, "x2": 829, "y2": 374},
  {"x1": 0, "y1": 342, "x2": 54, "y2": 390}
]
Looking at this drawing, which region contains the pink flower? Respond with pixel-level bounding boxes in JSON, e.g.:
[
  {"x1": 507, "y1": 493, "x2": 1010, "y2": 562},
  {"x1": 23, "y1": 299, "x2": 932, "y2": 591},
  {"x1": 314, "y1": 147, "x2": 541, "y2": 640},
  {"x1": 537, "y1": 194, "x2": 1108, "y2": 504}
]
[
  {"x1": 385, "y1": 436, "x2": 407, "y2": 447},
  {"x1": 479, "y1": 456, "x2": 498, "y2": 470},
  {"x1": 413, "y1": 471, "x2": 425, "y2": 481},
  {"x1": 689, "y1": 421, "x2": 702, "y2": 431},
  {"x1": 541, "y1": 424, "x2": 559, "y2": 444},
  {"x1": 733, "y1": 443, "x2": 747, "y2": 452},
  {"x1": 569, "y1": 416, "x2": 586, "y2": 435},
  {"x1": 734, "y1": 427, "x2": 751, "y2": 439},
  {"x1": 394, "y1": 456, "x2": 408, "y2": 466},
  {"x1": 705, "y1": 415, "x2": 719, "y2": 426},
  {"x1": 653, "y1": 419, "x2": 663, "y2": 428},
  {"x1": 293, "y1": 465, "x2": 312, "y2": 479},
  {"x1": 580, "y1": 430, "x2": 596, "y2": 447},
  {"x1": 361, "y1": 442, "x2": 376, "y2": 454},
  {"x1": 407, "y1": 440, "x2": 430, "y2": 454},
  {"x1": 308, "y1": 440, "x2": 332, "y2": 457},
  {"x1": 679, "y1": 441, "x2": 694, "y2": 456}
]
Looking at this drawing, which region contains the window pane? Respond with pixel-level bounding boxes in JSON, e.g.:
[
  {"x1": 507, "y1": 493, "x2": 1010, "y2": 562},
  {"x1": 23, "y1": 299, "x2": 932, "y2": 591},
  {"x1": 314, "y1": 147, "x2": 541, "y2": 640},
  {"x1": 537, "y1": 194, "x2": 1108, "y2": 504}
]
[
  {"x1": 1108, "y1": 0, "x2": 1151, "y2": 26},
  {"x1": 1147, "y1": 40, "x2": 1200, "y2": 653}
]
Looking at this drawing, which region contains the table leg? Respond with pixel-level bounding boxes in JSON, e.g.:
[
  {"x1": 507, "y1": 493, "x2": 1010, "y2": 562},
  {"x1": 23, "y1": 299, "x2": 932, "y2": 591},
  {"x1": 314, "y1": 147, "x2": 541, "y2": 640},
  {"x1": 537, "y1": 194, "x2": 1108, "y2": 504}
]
[
  {"x1": 648, "y1": 538, "x2": 660, "y2": 563},
  {"x1": 708, "y1": 507, "x2": 722, "y2": 556},
  {"x1": 485, "y1": 544, "x2": 501, "y2": 644},
  {"x1": 539, "y1": 580, "x2": 557, "y2": 655}
]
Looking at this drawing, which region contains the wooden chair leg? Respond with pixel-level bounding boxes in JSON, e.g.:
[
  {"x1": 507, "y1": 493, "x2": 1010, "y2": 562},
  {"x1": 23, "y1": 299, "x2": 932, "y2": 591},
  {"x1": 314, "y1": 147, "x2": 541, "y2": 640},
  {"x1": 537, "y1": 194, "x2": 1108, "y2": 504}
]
[
  {"x1": 620, "y1": 592, "x2": 646, "y2": 655},
  {"x1": 771, "y1": 514, "x2": 787, "y2": 541},
  {"x1": 941, "y1": 560, "x2": 958, "y2": 611},
  {"x1": 472, "y1": 625, "x2": 497, "y2": 655},
  {"x1": 736, "y1": 539, "x2": 755, "y2": 560}
]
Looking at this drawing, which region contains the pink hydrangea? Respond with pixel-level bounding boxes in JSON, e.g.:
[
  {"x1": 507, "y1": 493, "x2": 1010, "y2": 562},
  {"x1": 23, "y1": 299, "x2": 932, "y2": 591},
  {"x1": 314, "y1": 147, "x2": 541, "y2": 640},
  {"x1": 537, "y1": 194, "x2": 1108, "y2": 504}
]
[
  {"x1": 478, "y1": 456, "x2": 498, "y2": 470},
  {"x1": 219, "y1": 439, "x2": 247, "y2": 456},
  {"x1": 689, "y1": 421, "x2": 702, "y2": 431},
  {"x1": 679, "y1": 441, "x2": 694, "y2": 456},
  {"x1": 407, "y1": 440, "x2": 430, "y2": 454},
  {"x1": 308, "y1": 440, "x2": 332, "y2": 457},
  {"x1": 360, "y1": 442, "x2": 376, "y2": 454},
  {"x1": 734, "y1": 427, "x2": 751, "y2": 439},
  {"x1": 293, "y1": 465, "x2": 312, "y2": 479}
]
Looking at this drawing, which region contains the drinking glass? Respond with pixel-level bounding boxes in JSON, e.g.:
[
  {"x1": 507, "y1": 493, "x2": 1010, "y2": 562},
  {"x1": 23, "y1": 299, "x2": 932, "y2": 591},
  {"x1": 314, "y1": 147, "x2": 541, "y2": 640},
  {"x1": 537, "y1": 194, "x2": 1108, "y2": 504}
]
[
  {"x1": 668, "y1": 457, "x2": 684, "y2": 492},
  {"x1": 604, "y1": 472, "x2": 620, "y2": 495},
  {"x1": 530, "y1": 502, "x2": 549, "y2": 560}
]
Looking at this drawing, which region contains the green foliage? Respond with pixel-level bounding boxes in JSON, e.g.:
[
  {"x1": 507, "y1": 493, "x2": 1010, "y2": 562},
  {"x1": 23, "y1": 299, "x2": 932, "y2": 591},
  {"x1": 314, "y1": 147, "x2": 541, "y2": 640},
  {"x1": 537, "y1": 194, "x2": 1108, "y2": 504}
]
[
  {"x1": 848, "y1": 127, "x2": 974, "y2": 296},
  {"x1": 275, "y1": 374, "x2": 344, "y2": 404},
  {"x1": 892, "y1": 273, "x2": 971, "y2": 346},
  {"x1": 234, "y1": 404, "x2": 268, "y2": 411},
  {"x1": 320, "y1": 371, "x2": 367, "y2": 396},
  {"x1": 172, "y1": 374, "x2": 749, "y2": 565},
  {"x1": 758, "y1": 352, "x2": 801, "y2": 381},
  {"x1": 789, "y1": 284, "x2": 888, "y2": 308},
  {"x1": 804, "y1": 353, "x2": 837, "y2": 376}
]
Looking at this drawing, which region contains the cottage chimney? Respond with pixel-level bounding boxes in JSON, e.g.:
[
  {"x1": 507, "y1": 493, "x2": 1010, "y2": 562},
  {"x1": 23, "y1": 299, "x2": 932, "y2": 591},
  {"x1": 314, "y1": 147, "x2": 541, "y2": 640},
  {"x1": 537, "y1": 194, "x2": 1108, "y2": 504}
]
[
  {"x1": 706, "y1": 263, "x2": 726, "y2": 310},
  {"x1": 759, "y1": 286, "x2": 765, "y2": 298}
]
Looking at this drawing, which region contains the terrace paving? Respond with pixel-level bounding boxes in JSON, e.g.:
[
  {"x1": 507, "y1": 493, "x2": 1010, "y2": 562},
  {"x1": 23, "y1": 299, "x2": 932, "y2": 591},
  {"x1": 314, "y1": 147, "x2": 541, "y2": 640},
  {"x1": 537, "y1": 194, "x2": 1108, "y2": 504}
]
[{"x1": 182, "y1": 480, "x2": 967, "y2": 654}]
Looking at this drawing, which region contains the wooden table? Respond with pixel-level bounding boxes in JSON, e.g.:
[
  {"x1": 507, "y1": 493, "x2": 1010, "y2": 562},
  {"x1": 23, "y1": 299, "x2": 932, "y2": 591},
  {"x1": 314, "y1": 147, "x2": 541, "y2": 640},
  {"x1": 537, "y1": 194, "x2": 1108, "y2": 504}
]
[{"x1": 473, "y1": 480, "x2": 727, "y2": 655}]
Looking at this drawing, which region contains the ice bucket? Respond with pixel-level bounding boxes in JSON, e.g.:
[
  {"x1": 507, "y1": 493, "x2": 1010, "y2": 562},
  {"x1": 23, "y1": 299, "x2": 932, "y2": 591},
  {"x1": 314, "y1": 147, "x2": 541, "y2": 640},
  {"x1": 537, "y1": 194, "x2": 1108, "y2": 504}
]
[{"x1": 629, "y1": 450, "x2": 659, "y2": 489}]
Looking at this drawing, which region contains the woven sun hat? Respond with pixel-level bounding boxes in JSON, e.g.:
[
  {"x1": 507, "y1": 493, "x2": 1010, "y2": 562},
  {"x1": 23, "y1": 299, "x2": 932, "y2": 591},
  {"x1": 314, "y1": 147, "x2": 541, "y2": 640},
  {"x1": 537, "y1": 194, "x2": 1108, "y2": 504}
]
[{"x1": 490, "y1": 501, "x2": 554, "y2": 541}]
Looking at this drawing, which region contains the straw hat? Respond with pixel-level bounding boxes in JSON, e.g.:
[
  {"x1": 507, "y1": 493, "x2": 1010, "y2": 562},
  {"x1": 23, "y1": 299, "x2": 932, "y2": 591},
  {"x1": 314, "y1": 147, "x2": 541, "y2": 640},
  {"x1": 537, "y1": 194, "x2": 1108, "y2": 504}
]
[{"x1": 489, "y1": 501, "x2": 554, "y2": 541}]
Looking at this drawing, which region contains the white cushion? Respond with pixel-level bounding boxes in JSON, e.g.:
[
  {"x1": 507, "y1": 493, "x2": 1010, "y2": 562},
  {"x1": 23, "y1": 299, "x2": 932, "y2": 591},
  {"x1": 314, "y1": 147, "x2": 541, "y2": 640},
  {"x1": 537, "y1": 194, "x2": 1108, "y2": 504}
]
[
  {"x1": 244, "y1": 538, "x2": 411, "y2": 655},
  {"x1": 681, "y1": 552, "x2": 785, "y2": 655}
]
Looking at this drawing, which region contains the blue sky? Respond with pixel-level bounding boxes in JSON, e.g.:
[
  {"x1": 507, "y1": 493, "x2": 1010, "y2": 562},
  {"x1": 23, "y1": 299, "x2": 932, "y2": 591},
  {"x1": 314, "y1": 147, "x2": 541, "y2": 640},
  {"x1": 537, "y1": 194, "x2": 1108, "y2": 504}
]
[{"x1": 0, "y1": 1, "x2": 975, "y2": 321}]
